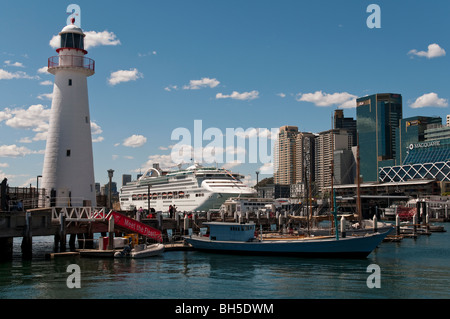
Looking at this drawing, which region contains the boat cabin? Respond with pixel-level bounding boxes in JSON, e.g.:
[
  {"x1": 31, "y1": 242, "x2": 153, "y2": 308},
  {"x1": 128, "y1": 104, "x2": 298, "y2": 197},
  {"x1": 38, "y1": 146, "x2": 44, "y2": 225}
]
[{"x1": 204, "y1": 222, "x2": 256, "y2": 242}]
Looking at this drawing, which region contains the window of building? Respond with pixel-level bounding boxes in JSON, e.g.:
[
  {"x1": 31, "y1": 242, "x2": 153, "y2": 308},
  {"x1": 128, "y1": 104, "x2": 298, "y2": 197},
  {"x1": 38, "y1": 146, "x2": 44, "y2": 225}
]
[
  {"x1": 68, "y1": 79, "x2": 72, "y2": 86},
  {"x1": 66, "y1": 149, "x2": 71, "y2": 157}
]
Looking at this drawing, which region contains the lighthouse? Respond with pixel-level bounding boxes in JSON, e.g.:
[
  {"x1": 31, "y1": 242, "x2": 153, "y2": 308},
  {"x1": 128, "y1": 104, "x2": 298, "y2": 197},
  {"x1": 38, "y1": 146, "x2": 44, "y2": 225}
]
[{"x1": 41, "y1": 19, "x2": 96, "y2": 207}]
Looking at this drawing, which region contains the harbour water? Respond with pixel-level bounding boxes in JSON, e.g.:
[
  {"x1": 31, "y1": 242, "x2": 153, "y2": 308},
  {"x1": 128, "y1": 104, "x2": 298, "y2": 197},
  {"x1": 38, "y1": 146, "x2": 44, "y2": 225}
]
[{"x1": 0, "y1": 224, "x2": 449, "y2": 301}]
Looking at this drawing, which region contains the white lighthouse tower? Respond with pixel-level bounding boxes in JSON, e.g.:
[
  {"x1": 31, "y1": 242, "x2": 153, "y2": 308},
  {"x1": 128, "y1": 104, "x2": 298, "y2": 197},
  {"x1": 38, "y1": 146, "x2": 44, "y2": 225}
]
[{"x1": 41, "y1": 19, "x2": 96, "y2": 207}]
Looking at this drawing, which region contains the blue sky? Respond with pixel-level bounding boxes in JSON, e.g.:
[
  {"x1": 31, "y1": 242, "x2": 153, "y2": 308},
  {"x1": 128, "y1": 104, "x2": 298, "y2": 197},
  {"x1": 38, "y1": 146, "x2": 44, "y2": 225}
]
[{"x1": 1, "y1": 0, "x2": 450, "y2": 189}]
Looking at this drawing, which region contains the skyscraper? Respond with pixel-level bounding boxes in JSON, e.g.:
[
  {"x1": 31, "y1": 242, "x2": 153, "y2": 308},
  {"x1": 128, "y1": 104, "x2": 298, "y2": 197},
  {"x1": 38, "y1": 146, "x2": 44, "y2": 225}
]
[
  {"x1": 356, "y1": 93, "x2": 402, "y2": 182},
  {"x1": 273, "y1": 126, "x2": 315, "y2": 187},
  {"x1": 274, "y1": 126, "x2": 299, "y2": 185}
]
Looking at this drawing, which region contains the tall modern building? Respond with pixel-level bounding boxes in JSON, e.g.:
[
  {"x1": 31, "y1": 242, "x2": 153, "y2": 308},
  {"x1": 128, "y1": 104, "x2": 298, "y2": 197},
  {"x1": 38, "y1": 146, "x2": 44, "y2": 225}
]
[
  {"x1": 274, "y1": 126, "x2": 300, "y2": 185},
  {"x1": 273, "y1": 126, "x2": 315, "y2": 194},
  {"x1": 334, "y1": 109, "x2": 357, "y2": 146},
  {"x1": 356, "y1": 93, "x2": 402, "y2": 182}
]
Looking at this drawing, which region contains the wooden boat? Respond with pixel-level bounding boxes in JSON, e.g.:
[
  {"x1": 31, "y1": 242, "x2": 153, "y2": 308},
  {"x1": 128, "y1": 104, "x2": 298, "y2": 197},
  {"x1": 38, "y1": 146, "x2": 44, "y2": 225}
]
[
  {"x1": 114, "y1": 243, "x2": 164, "y2": 258},
  {"x1": 185, "y1": 222, "x2": 391, "y2": 258}
]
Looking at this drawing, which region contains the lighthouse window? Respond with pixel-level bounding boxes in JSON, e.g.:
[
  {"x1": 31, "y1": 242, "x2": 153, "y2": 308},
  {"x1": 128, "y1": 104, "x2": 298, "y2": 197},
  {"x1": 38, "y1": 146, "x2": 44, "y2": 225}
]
[
  {"x1": 66, "y1": 149, "x2": 71, "y2": 157},
  {"x1": 68, "y1": 79, "x2": 72, "y2": 86}
]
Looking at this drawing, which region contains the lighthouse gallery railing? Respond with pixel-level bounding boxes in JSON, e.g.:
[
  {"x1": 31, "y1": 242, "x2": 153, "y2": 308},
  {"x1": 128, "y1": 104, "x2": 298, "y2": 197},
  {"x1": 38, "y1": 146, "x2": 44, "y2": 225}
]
[{"x1": 48, "y1": 55, "x2": 95, "y2": 72}]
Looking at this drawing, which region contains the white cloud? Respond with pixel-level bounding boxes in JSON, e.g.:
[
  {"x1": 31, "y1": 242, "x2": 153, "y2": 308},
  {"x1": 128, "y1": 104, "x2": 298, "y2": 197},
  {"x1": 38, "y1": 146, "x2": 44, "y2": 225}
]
[
  {"x1": 259, "y1": 162, "x2": 274, "y2": 174},
  {"x1": 142, "y1": 154, "x2": 176, "y2": 171},
  {"x1": 40, "y1": 80, "x2": 53, "y2": 86},
  {"x1": 410, "y1": 92, "x2": 448, "y2": 108},
  {"x1": 108, "y1": 68, "x2": 143, "y2": 86},
  {"x1": 234, "y1": 128, "x2": 279, "y2": 140},
  {"x1": 164, "y1": 85, "x2": 178, "y2": 92},
  {"x1": 0, "y1": 144, "x2": 39, "y2": 157},
  {"x1": 50, "y1": 30, "x2": 121, "y2": 50},
  {"x1": 4, "y1": 60, "x2": 24, "y2": 68},
  {"x1": 0, "y1": 68, "x2": 39, "y2": 80},
  {"x1": 138, "y1": 51, "x2": 157, "y2": 57},
  {"x1": 296, "y1": 91, "x2": 357, "y2": 108},
  {"x1": 91, "y1": 122, "x2": 104, "y2": 143},
  {"x1": 123, "y1": 134, "x2": 147, "y2": 148},
  {"x1": 2, "y1": 105, "x2": 50, "y2": 134},
  {"x1": 84, "y1": 31, "x2": 121, "y2": 49},
  {"x1": 37, "y1": 93, "x2": 53, "y2": 100},
  {"x1": 183, "y1": 77, "x2": 220, "y2": 90},
  {"x1": 277, "y1": 93, "x2": 286, "y2": 98},
  {"x1": 216, "y1": 90, "x2": 259, "y2": 101},
  {"x1": 408, "y1": 43, "x2": 446, "y2": 59},
  {"x1": 37, "y1": 66, "x2": 48, "y2": 74}
]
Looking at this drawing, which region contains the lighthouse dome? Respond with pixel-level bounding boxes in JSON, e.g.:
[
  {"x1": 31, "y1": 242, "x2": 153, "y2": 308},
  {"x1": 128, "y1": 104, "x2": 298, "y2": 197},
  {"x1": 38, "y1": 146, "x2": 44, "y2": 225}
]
[
  {"x1": 60, "y1": 24, "x2": 84, "y2": 36},
  {"x1": 58, "y1": 23, "x2": 85, "y2": 51}
]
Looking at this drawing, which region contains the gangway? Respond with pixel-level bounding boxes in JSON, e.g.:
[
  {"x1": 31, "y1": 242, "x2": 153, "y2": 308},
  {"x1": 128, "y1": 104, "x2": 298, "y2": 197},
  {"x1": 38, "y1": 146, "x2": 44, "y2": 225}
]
[{"x1": 51, "y1": 208, "x2": 162, "y2": 243}]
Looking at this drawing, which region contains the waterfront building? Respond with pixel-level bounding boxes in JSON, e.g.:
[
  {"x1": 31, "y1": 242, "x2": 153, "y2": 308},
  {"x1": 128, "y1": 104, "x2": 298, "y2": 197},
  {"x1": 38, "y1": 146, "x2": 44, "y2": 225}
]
[
  {"x1": 395, "y1": 116, "x2": 442, "y2": 164},
  {"x1": 356, "y1": 93, "x2": 403, "y2": 182},
  {"x1": 41, "y1": 19, "x2": 96, "y2": 207},
  {"x1": 380, "y1": 121, "x2": 450, "y2": 183}
]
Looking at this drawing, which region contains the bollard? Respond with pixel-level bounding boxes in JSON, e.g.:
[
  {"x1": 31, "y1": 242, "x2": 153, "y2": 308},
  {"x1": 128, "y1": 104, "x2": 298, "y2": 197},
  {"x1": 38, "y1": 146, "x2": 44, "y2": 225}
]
[
  {"x1": 426, "y1": 213, "x2": 429, "y2": 232},
  {"x1": 413, "y1": 214, "x2": 417, "y2": 234},
  {"x1": 373, "y1": 215, "x2": 378, "y2": 233},
  {"x1": 340, "y1": 216, "x2": 346, "y2": 238}
]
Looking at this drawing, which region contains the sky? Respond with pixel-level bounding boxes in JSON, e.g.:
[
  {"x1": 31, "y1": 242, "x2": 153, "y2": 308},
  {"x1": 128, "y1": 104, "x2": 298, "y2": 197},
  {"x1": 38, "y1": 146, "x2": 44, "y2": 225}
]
[{"x1": 1, "y1": 0, "x2": 450, "y2": 190}]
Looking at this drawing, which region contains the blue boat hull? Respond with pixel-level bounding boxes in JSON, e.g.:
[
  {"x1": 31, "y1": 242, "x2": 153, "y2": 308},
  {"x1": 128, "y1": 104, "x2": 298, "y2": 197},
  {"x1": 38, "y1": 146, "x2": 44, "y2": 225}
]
[{"x1": 185, "y1": 231, "x2": 391, "y2": 259}]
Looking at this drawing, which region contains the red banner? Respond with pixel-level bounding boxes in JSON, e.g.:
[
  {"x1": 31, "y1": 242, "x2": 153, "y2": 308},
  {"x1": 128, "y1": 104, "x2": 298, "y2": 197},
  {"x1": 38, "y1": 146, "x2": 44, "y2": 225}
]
[{"x1": 110, "y1": 211, "x2": 162, "y2": 242}]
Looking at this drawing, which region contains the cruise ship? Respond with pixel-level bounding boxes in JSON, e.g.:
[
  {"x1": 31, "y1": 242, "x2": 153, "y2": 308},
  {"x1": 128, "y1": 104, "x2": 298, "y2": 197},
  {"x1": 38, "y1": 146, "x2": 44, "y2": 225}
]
[{"x1": 119, "y1": 163, "x2": 257, "y2": 212}]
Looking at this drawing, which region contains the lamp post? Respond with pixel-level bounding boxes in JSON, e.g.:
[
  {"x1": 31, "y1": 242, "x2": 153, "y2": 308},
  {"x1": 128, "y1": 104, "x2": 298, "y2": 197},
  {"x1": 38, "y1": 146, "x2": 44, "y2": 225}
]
[
  {"x1": 36, "y1": 175, "x2": 42, "y2": 208},
  {"x1": 256, "y1": 171, "x2": 260, "y2": 196},
  {"x1": 107, "y1": 169, "x2": 114, "y2": 210}
]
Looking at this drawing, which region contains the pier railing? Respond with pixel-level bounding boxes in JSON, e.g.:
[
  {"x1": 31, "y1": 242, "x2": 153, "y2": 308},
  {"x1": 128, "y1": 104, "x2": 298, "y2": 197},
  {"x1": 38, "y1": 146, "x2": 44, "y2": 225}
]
[{"x1": 51, "y1": 207, "x2": 112, "y2": 222}]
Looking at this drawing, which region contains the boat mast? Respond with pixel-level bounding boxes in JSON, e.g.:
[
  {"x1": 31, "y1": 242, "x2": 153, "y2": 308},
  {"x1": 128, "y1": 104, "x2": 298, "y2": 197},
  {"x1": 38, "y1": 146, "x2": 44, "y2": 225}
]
[{"x1": 356, "y1": 133, "x2": 362, "y2": 223}]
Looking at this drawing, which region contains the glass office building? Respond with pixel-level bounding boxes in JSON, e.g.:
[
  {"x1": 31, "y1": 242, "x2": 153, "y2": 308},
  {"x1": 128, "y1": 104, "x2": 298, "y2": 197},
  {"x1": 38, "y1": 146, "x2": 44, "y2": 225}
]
[
  {"x1": 380, "y1": 120, "x2": 450, "y2": 183},
  {"x1": 356, "y1": 93, "x2": 402, "y2": 182},
  {"x1": 396, "y1": 116, "x2": 442, "y2": 164}
]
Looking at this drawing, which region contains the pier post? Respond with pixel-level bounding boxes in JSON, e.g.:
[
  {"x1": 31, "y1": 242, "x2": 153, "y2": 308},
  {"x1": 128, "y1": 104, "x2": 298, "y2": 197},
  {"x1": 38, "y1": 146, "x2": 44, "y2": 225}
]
[
  {"x1": 108, "y1": 216, "x2": 115, "y2": 250},
  {"x1": 245, "y1": 211, "x2": 249, "y2": 222},
  {"x1": 425, "y1": 213, "x2": 429, "y2": 232},
  {"x1": 278, "y1": 214, "x2": 283, "y2": 231},
  {"x1": 373, "y1": 215, "x2": 378, "y2": 233},
  {"x1": 69, "y1": 234, "x2": 77, "y2": 251},
  {"x1": 21, "y1": 211, "x2": 32, "y2": 259},
  {"x1": 413, "y1": 214, "x2": 417, "y2": 235},
  {"x1": 176, "y1": 213, "x2": 180, "y2": 230},
  {"x1": 207, "y1": 211, "x2": 211, "y2": 222},
  {"x1": 59, "y1": 213, "x2": 66, "y2": 252},
  {"x1": 183, "y1": 216, "x2": 189, "y2": 235},
  {"x1": 0, "y1": 237, "x2": 13, "y2": 261},
  {"x1": 396, "y1": 214, "x2": 400, "y2": 236},
  {"x1": 340, "y1": 216, "x2": 346, "y2": 238}
]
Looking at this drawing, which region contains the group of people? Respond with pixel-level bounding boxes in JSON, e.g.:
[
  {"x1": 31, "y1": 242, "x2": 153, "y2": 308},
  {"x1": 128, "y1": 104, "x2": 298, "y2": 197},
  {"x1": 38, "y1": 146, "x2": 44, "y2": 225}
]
[{"x1": 169, "y1": 205, "x2": 177, "y2": 218}]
